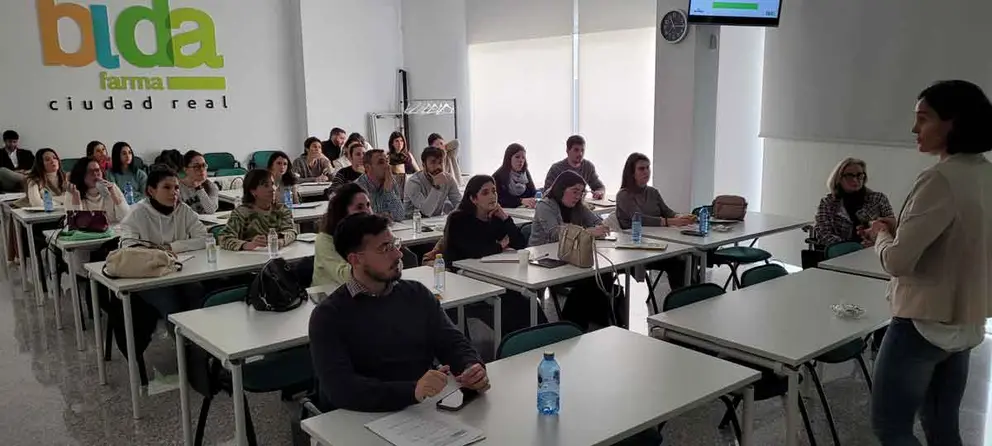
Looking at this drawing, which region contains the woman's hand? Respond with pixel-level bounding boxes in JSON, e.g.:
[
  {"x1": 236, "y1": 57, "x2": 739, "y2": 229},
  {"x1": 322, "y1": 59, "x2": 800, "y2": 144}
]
[
  {"x1": 521, "y1": 198, "x2": 537, "y2": 208},
  {"x1": 499, "y1": 236, "x2": 510, "y2": 250},
  {"x1": 316, "y1": 174, "x2": 329, "y2": 183},
  {"x1": 104, "y1": 181, "x2": 123, "y2": 205},
  {"x1": 68, "y1": 183, "x2": 81, "y2": 205},
  {"x1": 490, "y1": 205, "x2": 509, "y2": 221},
  {"x1": 587, "y1": 225, "x2": 610, "y2": 238}
]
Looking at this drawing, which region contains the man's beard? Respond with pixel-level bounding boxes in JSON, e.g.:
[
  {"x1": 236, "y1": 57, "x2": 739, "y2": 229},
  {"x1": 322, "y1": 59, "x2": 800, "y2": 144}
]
[{"x1": 366, "y1": 260, "x2": 402, "y2": 283}]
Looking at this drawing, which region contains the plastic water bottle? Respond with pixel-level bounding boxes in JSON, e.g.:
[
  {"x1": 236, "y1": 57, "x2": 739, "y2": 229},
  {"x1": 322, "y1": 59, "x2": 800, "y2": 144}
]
[
  {"x1": 42, "y1": 190, "x2": 53, "y2": 212},
  {"x1": 699, "y1": 207, "x2": 710, "y2": 235},
  {"x1": 537, "y1": 352, "x2": 561, "y2": 415},
  {"x1": 205, "y1": 236, "x2": 218, "y2": 264},
  {"x1": 283, "y1": 188, "x2": 293, "y2": 206},
  {"x1": 267, "y1": 228, "x2": 279, "y2": 259},
  {"x1": 631, "y1": 212, "x2": 643, "y2": 244},
  {"x1": 124, "y1": 182, "x2": 134, "y2": 205},
  {"x1": 433, "y1": 254, "x2": 445, "y2": 294},
  {"x1": 413, "y1": 210, "x2": 422, "y2": 234},
  {"x1": 535, "y1": 190, "x2": 543, "y2": 202}
]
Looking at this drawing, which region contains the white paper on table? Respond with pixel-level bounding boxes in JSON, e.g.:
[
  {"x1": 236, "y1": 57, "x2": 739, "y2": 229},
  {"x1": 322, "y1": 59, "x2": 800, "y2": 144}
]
[
  {"x1": 365, "y1": 411, "x2": 485, "y2": 446},
  {"x1": 479, "y1": 252, "x2": 520, "y2": 263}
]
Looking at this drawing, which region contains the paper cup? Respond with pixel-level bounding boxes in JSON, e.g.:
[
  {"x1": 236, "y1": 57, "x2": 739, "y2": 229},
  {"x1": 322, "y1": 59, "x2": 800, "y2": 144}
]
[{"x1": 518, "y1": 249, "x2": 531, "y2": 265}]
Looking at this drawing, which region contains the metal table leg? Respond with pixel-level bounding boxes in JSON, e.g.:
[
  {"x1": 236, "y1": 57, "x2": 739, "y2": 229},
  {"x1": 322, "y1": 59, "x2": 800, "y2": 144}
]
[
  {"x1": 0, "y1": 206, "x2": 10, "y2": 281},
  {"x1": 176, "y1": 327, "x2": 193, "y2": 446},
  {"x1": 67, "y1": 251, "x2": 85, "y2": 351},
  {"x1": 47, "y1": 247, "x2": 62, "y2": 330},
  {"x1": 26, "y1": 222, "x2": 43, "y2": 306},
  {"x1": 231, "y1": 360, "x2": 248, "y2": 446},
  {"x1": 492, "y1": 296, "x2": 502, "y2": 353},
  {"x1": 784, "y1": 370, "x2": 799, "y2": 446},
  {"x1": 683, "y1": 254, "x2": 692, "y2": 286},
  {"x1": 14, "y1": 220, "x2": 26, "y2": 291},
  {"x1": 91, "y1": 278, "x2": 106, "y2": 385},
  {"x1": 741, "y1": 386, "x2": 755, "y2": 446},
  {"x1": 697, "y1": 250, "x2": 708, "y2": 283},
  {"x1": 120, "y1": 291, "x2": 142, "y2": 419}
]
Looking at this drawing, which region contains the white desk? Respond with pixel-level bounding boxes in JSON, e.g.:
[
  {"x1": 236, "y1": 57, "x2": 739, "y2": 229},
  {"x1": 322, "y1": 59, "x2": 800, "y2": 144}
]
[
  {"x1": 11, "y1": 208, "x2": 66, "y2": 306},
  {"x1": 635, "y1": 211, "x2": 811, "y2": 281},
  {"x1": 169, "y1": 266, "x2": 505, "y2": 446},
  {"x1": 455, "y1": 239, "x2": 695, "y2": 328},
  {"x1": 648, "y1": 268, "x2": 890, "y2": 446},
  {"x1": 503, "y1": 207, "x2": 535, "y2": 221},
  {"x1": 586, "y1": 194, "x2": 617, "y2": 210},
  {"x1": 818, "y1": 248, "x2": 888, "y2": 281},
  {"x1": 197, "y1": 202, "x2": 329, "y2": 227},
  {"x1": 217, "y1": 184, "x2": 329, "y2": 205},
  {"x1": 84, "y1": 242, "x2": 315, "y2": 420},
  {"x1": 303, "y1": 327, "x2": 761, "y2": 446}
]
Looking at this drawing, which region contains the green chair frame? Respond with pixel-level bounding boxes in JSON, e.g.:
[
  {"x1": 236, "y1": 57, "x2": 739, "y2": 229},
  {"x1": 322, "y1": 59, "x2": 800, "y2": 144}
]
[
  {"x1": 739, "y1": 264, "x2": 789, "y2": 288},
  {"x1": 496, "y1": 322, "x2": 583, "y2": 359},
  {"x1": 824, "y1": 241, "x2": 863, "y2": 260}
]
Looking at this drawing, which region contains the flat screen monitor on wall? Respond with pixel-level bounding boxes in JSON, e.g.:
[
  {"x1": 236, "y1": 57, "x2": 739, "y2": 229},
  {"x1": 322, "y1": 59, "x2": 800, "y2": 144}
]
[{"x1": 687, "y1": 0, "x2": 783, "y2": 27}]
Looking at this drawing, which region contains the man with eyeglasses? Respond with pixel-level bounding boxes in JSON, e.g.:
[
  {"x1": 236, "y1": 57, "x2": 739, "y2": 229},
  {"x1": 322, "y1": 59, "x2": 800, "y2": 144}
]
[{"x1": 309, "y1": 213, "x2": 489, "y2": 412}]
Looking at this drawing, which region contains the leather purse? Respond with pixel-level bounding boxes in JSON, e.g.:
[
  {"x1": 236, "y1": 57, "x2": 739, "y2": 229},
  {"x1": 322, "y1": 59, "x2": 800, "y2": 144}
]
[
  {"x1": 711, "y1": 195, "x2": 748, "y2": 221},
  {"x1": 103, "y1": 240, "x2": 182, "y2": 278},
  {"x1": 67, "y1": 210, "x2": 110, "y2": 232},
  {"x1": 557, "y1": 224, "x2": 595, "y2": 268}
]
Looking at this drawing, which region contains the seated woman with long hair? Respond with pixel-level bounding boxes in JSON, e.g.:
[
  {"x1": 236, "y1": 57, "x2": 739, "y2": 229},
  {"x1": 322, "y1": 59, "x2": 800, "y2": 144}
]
[
  {"x1": 267, "y1": 150, "x2": 300, "y2": 204},
  {"x1": 23, "y1": 148, "x2": 67, "y2": 208},
  {"x1": 293, "y1": 136, "x2": 332, "y2": 183},
  {"x1": 86, "y1": 140, "x2": 111, "y2": 172},
  {"x1": 178, "y1": 150, "x2": 219, "y2": 215},
  {"x1": 387, "y1": 131, "x2": 420, "y2": 175},
  {"x1": 312, "y1": 182, "x2": 372, "y2": 288},
  {"x1": 65, "y1": 157, "x2": 130, "y2": 223},
  {"x1": 217, "y1": 169, "x2": 298, "y2": 251},
  {"x1": 444, "y1": 174, "x2": 542, "y2": 336},
  {"x1": 105, "y1": 141, "x2": 148, "y2": 203},
  {"x1": 492, "y1": 143, "x2": 537, "y2": 209}
]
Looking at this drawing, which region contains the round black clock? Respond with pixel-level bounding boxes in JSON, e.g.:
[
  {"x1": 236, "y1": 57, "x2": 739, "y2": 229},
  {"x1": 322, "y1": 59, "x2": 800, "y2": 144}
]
[{"x1": 660, "y1": 10, "x2": 689, "y2": 44}]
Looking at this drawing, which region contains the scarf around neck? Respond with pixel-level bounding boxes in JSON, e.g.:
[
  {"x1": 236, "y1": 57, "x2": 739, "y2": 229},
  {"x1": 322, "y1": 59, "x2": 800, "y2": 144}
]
[
  {"x1": 507, "y1": 170, "x2": 529, "y2": 196},
  {"x1": 150, "y1": 199, "x2": 176, "y2": 216}
]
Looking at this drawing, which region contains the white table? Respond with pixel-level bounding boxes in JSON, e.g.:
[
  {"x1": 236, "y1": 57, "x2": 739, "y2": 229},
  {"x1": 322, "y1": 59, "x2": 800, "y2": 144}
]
[
  {"x1": 586, "y1": 194, "x2": 617, "y2": 210},
  {"x1": 647, "y1": 268, "x2": 890, "y2": 446},
  {"x1": 42, "y1": 228, "x2": 120, "y2": 350},
  {"x1": 0, "y1": 193, "x2": 26, "y2": 280},
  {"x1": 217, "y1": 184, "x2": 329, "y2": 205},
  {"x1": 197, "y1": 202, "x2": 329, "y2": 227},
  {"x1": 818, "y1": 248, "x2": 888, "y2": 281},
  {"x1": 455, "y1": 239, "x2": 696, "y2": 328},
  {"x1": 636, "y1": 212, "x2": 811, "y2": 281},
  {"x1": 170, "y1": 266, "x2": 505, "y2": 446},
  {"x1": 303, "y1": 327, "x2": 761, "y2": 446},
  {"x1": 11, "y1": 207, "x2": 66, "y2": 306},
  {"x1": 84, "y1": 242, "x2": 315, "y2": 420},
  {"x1": 503, "y1": 207, "x2": 535, "y2": 221}
]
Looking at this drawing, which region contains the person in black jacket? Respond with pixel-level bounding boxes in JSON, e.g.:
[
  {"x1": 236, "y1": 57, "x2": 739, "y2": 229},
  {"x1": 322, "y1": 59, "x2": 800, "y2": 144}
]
[
  {"x1": 309, "y1": 213, "x2": 488, "y2": 412},
  {"x1": 322, "y1": 127, "x2": 346, "y2": 161},
  {"x1": 492, "y1": 143, "x2": 537, "y2": 209},
  {"x1": 0, "y1": 130, "x2": 34, "y2": 192},
  {"x1": 444, "y1": 174, "x2": 546, "y2": 336}
]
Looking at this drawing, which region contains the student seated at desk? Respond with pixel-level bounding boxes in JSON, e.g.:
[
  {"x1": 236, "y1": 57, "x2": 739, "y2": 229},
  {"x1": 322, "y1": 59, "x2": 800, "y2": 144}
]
[
  {"x1": 217, "y1": 169, "x2": 297, "y2": 251},
  {"x1": 355, "y1": 149, "x2": 405, "y2": 221},
  {"x1": 0, "y1": 130, "x2": 33, "y2": 193},
  {"x1": 329, "y1": 142, "x2": 365, "y2": 194},
  {"x1": 531, "y1": 170, "x2": 619, "y2": 330},
  {"x1": 815, "y1": 157, "x2": 894, "y2": 247},
  {"x1": 21, "y1": 148, "x2": 67, "y2": 208},
  {"x1": 120, "y1": 167, "x2": 209, "y2": 320},
  {"x1": 322, "y1": 127, "x2": 347, "y2": 168},
  {"x1": 493, "y1": 143, "x2": 537, "y2": 209},
  {"x1": 312, "y1": 183, "x2": 371, "y2": 288},
  {"x1": 106, "y1": 142, "x2": 147, "y2": 203},
  {"x1": 268, "y1": 150, "x2": 300, "y2": 205},
  {"x1": 86, "y1": 140, "x2": 110, "y2": 173},
  {"x1": 309, "y1": 213, "x2": 488, "y2": 412},
  {"x1": 543, "y1": 135, "x2": 606, "y2": 200},
  {"x1": 65, "y1": 157, "x2": 130, "y2": 223},
  {"x1": 178, "y1": 150, "x2": 219, "y2": 215},
  {"x1": 444, "y1": 175, "x2": 543, "y2": 334},
  {"x1": 293, "y1": 137, "x2": 332, "y2": 183},
  {"x1": 404, "y1": 146, "x2": 460, "y2": 217},
  {"x1": 387, "y1": 131, "x2": 420, "y2": 175},
  {"x1": 615, "y1": 153, "x2": 692, "y2": 290}
]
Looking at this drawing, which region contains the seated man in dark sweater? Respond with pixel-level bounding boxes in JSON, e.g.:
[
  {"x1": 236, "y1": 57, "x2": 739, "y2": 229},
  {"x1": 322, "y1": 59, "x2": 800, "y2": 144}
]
[{"x1": 309, "y1": 213, "x2": 489, "y2": 412}]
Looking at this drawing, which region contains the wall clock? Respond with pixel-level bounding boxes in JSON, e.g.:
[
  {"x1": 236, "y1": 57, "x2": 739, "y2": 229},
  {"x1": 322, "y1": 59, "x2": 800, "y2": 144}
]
[{"x1": 661, "y1": 10, "x2": 689, "y2": 44}]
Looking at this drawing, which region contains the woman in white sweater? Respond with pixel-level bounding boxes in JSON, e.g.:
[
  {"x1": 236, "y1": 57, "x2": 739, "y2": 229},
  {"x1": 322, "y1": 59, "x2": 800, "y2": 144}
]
[
  {"x1": 20, "y1": 148, "x2": 68, "y2": 208},
  {"x1": 64, "y1": 157, "x2": 129, "y2": 223},
  {"x1": 119, "y1": 167, "x2": 209, "y2": 321}
]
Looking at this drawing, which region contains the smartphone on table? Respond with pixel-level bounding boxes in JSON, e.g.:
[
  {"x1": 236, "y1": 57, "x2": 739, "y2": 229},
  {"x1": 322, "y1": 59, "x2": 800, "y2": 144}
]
[{"x1": 436, "y1": 388, "x2": 479, "y2": 412}]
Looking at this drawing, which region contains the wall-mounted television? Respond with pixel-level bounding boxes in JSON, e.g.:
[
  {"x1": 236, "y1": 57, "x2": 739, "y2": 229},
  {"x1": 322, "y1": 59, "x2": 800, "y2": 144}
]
[{"x1": 687, "y1": 0, "x2": 783, "y2": 27}]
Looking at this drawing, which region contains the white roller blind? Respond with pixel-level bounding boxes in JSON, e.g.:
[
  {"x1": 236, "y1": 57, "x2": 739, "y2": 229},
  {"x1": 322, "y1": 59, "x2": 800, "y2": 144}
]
[
  {"x1": 760, "y1": 0, "x2": 992, "y2": 147},
  {"x1": 466, "y1": 0, "x2": 572, "y2": 44}
]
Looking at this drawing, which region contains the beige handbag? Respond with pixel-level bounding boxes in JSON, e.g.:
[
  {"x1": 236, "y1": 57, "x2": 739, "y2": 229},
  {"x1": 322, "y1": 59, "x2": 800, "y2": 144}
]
[
  {"x1": 712, "y1": 195, "x2": 748, "y2": 220},
  {"x1": 103, "y1": 241, "x2": 183, "y2": 278},
  {"x1": 557, "y1": 224, "x2": 595, "y2": 268}
]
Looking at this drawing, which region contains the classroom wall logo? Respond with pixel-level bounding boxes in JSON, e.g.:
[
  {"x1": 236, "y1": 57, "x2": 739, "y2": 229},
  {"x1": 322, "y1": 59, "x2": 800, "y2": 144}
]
[{"x1": 37, "y1": 0, "x2": 229, "y2": 112}]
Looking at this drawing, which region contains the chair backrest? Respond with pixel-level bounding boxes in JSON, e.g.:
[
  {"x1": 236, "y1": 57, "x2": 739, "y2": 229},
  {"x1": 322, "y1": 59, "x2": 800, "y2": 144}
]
[
  {"x1": 215, "y1": 167, "x2": 247, "y2": 177},
  {"x1": 520, "y1": 222, "x2": 533, "y2": 242},
  {"x1": 496, "y1": 322, "x2": 584, "y2": 359},
  {"x1": 740, "y1": 264, "x2": 789, "y2": 288},
  {"x1": 662, "y1": 283, "x2": 725, "y2": 312},
  {"x1": 204, "y1": 286, "x2": 248, "y2": 308},
  {"x1": 204, "y1": 152, "x2": 237, "y2": 171},
  {"x1": 62, "y1": 157, "x2": 81, "y2": 173},
  {"x1": 824, "y1": 241, "x2": 863, "y2": 260},
  {"x1": 250, "y1": 150, "x2": 277, "y2": 169}
]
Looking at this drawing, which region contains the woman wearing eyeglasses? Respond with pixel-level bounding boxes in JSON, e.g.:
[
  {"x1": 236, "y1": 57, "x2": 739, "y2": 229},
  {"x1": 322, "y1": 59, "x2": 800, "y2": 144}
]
[
  {"x1": 814, "y1": 158, "x2": 894, "y2": 247},
  {"x1": 178, "y1": 150, "x2": 219, "y2": 215}
]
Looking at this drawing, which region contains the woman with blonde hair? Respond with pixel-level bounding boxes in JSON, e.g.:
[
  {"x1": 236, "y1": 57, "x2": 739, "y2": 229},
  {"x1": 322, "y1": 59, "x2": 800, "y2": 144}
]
[{"x1": 814, "y1": 157, "x2": 893, "y2": 247}]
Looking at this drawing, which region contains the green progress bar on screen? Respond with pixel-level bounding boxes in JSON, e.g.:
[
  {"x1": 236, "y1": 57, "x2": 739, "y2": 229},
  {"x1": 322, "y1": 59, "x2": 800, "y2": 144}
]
[
  {"x1": 712, "y1": 2, "x2": 759, "y2": 10},
  {"x1": 166, "y1": 76, "x2": 227, "y2": 90}
]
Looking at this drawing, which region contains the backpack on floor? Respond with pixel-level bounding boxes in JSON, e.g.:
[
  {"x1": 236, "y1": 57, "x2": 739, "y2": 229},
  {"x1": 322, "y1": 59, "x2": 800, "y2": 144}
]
[{"x1": 246, "y1": 258, "x2": 307, "y2": 312}]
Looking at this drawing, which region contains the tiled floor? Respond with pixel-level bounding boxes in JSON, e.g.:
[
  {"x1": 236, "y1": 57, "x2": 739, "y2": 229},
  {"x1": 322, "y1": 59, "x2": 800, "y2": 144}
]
[{"x1": 0, "y1": 263, "x2": 989, "y2": 445}]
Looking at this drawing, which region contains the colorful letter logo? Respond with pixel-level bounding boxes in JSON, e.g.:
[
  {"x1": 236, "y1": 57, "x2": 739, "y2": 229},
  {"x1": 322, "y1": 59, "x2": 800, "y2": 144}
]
[{"x1": 38, "y1": 0, "x2": 223, "y2": 69}]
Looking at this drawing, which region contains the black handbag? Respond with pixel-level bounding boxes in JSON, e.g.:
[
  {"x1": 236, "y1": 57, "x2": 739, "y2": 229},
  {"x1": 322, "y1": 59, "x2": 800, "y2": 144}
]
[{"x1": 246, "y1": 258, "x2": 307, "y2": 312}]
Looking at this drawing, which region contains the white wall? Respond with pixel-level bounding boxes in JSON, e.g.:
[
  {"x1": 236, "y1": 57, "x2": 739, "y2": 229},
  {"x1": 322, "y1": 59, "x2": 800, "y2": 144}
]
[
  {"x1": 299, "y1": 0, "x2": 403, "y2": 146},
  {"x1": 0, "y1": 0, "x2": 302, "y2": 165}
]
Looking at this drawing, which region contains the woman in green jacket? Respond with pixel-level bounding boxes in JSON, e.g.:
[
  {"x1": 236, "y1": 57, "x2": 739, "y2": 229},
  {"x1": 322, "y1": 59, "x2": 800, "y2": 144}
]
[{"x1": 312, "y1": 182, "x2": 372, "y2": 288}]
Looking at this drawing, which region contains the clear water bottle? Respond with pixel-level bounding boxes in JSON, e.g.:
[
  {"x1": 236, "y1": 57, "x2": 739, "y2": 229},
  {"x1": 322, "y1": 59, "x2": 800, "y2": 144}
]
[
  {"x1": 433, "y1": 254, "x2": 445, "y2": 294},
  {"x1": 631, "y1": 212, "x2": 642, "y2": 244},
  {"x1": 42, "y1": 189, "x2": 53, "y2": 212},
  {"x1": 267, "y1": 228, "x2": 279, "y2": 259},
  {"x1": 535, "y1": 189, "x2": 543, "y2": 202},
  {"x1": 124, "y1": 182, "x2": 134, "y2": 205},
  {"x1": 413, "y1": 210, "x2": 422, "y2": 234},
  {"x1": 205, "y1": 235, "x2": 218, "y2": 264},
  {"x1": 699, "y1": 207, "x2": 710, "y2": 235},
  {"x1": 537, "y1": 352, "x2": 560, "y2": 415},
  {"x1": 283, "y1": 188, "x2": 293, "y2": 206}
]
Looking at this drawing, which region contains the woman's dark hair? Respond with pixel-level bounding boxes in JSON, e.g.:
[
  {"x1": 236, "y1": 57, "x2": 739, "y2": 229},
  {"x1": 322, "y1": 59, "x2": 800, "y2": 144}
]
[
  {"x1": 443, "y1": 175, "x2": 496, "y2": 242},
  {"x1": 427, "y1": 133, "x2": 444, "y2": 147},
  {"x1": 27, "y1": 148, "x2": 66, "y2": 190},
  {"x1": 493, "y1": 143, "x2": 529, "y2": 182},
  {"x1": 387, "y1": 132, "x2": 406, "y2": 154},
  {"x1": 266, "y1": 150, "x2": 297, "y2": 186},
  {"x1": 85, "y1": 140, "x2": 105, "y2": 158},
  {"x1": 146, "y1": 165, "x2": 178, "y2": 196},
  {"x1": 109, "y1": 141, "x2": 131, "y2": 174},
  {"x1": 304, "y1": 136, "x2": 321, "y2": 152},
  {"x1": 183, "y1": 150, "x2": 204, "y2": 168},
  {"x1": 241, "y1": 169, "x2": 273, "y2": 206},
  {"x1": 547, "y1": 170, "x2": 586, "y2": 207},
  {"x1": 918, "y1": 80, "x2": 992, "y2": 155},
  {"x1": 620, "y1": 152, "x2": 650, "y2": 190},
  {"x1": 345, "y1": 133, "x2": 366, "y2": 148},
  {"x1": 321, "y1": 182, "x2": 369, "y2": 235},
  {"x1": 68, "y1": 156, "x2": 100, "y2": 195}
]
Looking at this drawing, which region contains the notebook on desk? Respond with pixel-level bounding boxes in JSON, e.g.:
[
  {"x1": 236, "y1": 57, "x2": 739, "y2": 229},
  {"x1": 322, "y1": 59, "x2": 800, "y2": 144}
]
[{"x1": 365, "y1": 410, "x2": 485, "y2": 446}]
